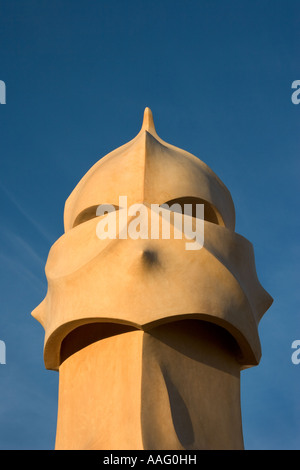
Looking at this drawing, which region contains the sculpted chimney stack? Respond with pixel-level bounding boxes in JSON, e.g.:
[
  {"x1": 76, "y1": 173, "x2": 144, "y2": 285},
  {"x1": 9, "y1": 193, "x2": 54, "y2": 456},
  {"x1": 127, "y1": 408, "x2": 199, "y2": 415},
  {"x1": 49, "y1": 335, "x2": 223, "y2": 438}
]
[{"x1": 32, "y1": 108, "x2": 272, "y2": 450}]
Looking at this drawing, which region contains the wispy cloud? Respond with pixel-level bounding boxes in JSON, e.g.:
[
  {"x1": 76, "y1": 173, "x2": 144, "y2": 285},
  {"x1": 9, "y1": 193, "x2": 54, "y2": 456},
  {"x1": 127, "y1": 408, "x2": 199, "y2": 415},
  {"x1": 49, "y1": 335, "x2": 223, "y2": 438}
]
[
  {"x1": 3, "y1": 230, "x2": 46, "y2": 268},
  {"x1": 0, "y1": 182, "x2": 54, "y2": 244},
  {"x1": 0, "y1": 252, "x2": 46, "y2": 293},
  {"x1": 0, "y1": 226, "x2": 47, "y2": 293}
]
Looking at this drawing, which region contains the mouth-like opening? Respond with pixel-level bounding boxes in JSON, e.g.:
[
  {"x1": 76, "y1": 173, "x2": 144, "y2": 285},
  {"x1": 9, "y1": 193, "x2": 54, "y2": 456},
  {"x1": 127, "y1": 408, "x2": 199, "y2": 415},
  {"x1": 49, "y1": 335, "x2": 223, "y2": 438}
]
[
  {"x1": 59, "y1": 317, "x2": 244, "y2": 369},
  {"x1": 60, "y1": 322, "x2": 137, "y2": 364}
]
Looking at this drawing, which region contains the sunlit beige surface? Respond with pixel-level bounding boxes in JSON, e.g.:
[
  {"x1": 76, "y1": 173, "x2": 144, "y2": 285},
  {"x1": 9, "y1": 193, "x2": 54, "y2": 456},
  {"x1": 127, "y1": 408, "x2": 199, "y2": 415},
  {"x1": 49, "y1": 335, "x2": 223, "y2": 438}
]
[{"x1": 32, "y1": 108, "x2": 272, "y2": 449}]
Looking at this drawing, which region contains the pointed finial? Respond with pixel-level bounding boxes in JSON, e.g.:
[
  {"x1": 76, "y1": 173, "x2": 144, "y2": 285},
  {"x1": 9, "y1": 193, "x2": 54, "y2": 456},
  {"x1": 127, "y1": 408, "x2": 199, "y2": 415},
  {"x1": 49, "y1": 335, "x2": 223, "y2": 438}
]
[{"x1": 141, "y1": 107, "x2": 157, "y2": 135}]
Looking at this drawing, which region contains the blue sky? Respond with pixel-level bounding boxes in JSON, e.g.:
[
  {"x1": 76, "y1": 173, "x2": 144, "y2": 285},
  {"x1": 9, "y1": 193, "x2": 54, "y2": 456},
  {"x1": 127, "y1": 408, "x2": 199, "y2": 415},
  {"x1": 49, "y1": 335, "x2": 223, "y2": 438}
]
[{"x1": 0, "y1": 0, "x2": 299, "y2": 450}]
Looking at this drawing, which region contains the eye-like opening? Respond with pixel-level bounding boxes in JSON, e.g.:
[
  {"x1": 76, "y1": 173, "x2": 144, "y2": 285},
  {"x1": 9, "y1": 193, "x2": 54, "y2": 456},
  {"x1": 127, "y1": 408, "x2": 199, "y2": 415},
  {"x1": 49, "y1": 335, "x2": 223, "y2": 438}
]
[
  {"x1": 160, "y1": 197, "x2": 224, "y2": 226},
  {"x1": 73, "y1": 197, "x2": 224, "y2": 228},
  {"x1": 73, "y1": 204, "x2": 119, "y2": 228}
]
